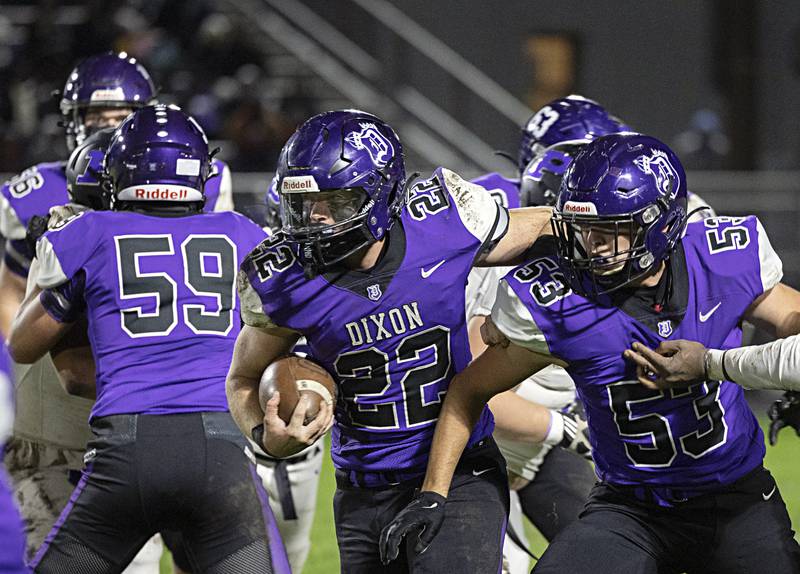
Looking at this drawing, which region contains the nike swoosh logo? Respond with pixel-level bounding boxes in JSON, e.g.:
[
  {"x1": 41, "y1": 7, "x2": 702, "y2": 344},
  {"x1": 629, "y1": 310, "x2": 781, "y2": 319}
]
[
  {"x1": 472, "y1": 467, "x2": 493, "y2": 476},
  {"x1": 699, "y1": 302, "x2": 722, "y2": 322},
  {"x1": 421, "y1": 503, "x2": 439, "y2": 509},
  {"x1": 763, "y1": 486, "x2": 777, "y2": 501},
  {"x1": 420, "y1": 260, "x2": 446, "y2": 278}
]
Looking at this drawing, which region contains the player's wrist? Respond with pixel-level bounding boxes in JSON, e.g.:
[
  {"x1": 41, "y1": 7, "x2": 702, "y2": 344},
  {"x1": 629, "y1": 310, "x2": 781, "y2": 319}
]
[
  {"x1": 543, "y1": 409, "x2": 565, "y2": 446},
  {"x1": 705, "y1": 349, "x2": 726, "y2": 381}
]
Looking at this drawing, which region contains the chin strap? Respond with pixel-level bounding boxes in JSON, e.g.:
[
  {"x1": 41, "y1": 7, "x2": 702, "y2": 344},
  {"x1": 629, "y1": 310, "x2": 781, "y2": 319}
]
[{"x1": 651, "y1": 260, "x2": 674, "y2": 313}]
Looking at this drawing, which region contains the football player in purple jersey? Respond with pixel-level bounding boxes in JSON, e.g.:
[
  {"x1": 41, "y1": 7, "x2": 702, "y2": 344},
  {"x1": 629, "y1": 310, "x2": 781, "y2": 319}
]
[
  {"x1": 8, "y1": 105, "x2": 289, "y2": 573},
  {"x1": 0, "y1": 51, "x2": 233, "y2": 336},
  {"x1": 467, "y1": 95, "x2": 627, "y2": 571},
  {"x1": 0, "y1": 342, "x2": 28, "y2": 574},
  {"x1": 383, "y1": 133, "x2": 800, "y2": 573},
  {"x1": 472, "y1": 94, "x2": 628, "y2": 212},
  {"x1": 229, "y1": 109, "x2": 553, "y2": 573},
  {"x1": 1, "y1": 52, "x2": 236, "y2": 570}
]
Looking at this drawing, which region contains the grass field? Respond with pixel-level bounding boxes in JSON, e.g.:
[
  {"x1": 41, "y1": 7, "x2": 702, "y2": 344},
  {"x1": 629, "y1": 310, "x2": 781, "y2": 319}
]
[{"x1": 159, "y1": 415, "x2": 800, "y2": 573}]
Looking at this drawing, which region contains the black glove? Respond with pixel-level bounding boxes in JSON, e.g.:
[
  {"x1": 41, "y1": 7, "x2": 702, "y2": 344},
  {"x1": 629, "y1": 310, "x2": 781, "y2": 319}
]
[
  {"x1": 25, "y1": 214, "x2": 50, "y2": 255},
  {"x1": 379, "y1": 491, "x2": 446, "y2": 565},
  {"x1": 768, "y1": 391, "x2": 800, "y2": 446}
]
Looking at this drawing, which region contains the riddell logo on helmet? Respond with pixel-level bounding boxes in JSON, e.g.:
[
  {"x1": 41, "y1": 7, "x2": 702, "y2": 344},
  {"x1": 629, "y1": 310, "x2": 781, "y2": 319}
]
[
  {"x1": 562, "y1": 201, "x2": 598, "y2": 215},
  {"x1": 89, "y1": 87, "x2": 126, "y2": 102},
  {"x1": 135, "y1": 187, "x2": 188, "y2": 200},
  {"x1": 117, "y1": 184, "x2": 203, "y2": 202},
  {"x1": 281, "y1": 176, "x2": 319, "y2": 193}
]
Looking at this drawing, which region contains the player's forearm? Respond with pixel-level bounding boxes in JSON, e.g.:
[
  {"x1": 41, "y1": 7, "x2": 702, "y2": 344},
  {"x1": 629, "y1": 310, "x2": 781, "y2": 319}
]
[
  {"x1": 226, "y1": 325, "x2": 291, "y2": 434},
  {"x1": 8, "y1": 294, "x2": 68, "y2": 364},
  {"x1": 707, "y1": 335, "x2": 800, "y2": 391},
  {"x1": 421, "y1": 379, "x2": 488, "y2": 497},
  {"x1": 477, "y1": 207, "x2": 553, "y2": 267},
  {"x1": 226, "y1": 373, "x2": 265, "y2": 438},
  {"x1": 488, "y1": 390, "x2": 552, "y2": 443},
  {"x1": 0, "y1": 263, "x2": 26, "y2": 339}
]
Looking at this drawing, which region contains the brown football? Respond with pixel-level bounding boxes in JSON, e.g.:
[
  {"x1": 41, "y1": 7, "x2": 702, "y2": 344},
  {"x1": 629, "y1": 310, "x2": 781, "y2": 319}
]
[{"x1": 258, "y1": 355, "x2": 336, "y2": 424}]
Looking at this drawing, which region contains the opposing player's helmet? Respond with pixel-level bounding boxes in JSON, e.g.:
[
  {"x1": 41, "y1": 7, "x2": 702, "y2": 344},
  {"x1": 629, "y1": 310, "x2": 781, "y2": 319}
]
[
  {"x1": 60, "y1": 52, "x2": 156, "y2": 150},
  {"x1": 518, "y1": 95, "x2": 627, "y2": 207},
  {"x1": 551, "y1": 133, "x2": 688, "y2": 296},
  {"x1": 65, "y1": 127, "x2": 115, "y2": 210},
  {"x1": 277, "y1": 109, "x2": 406, "y2": 272},
  {"x1": 104, "y1": 104, "x2": 211, "y2": 212}
]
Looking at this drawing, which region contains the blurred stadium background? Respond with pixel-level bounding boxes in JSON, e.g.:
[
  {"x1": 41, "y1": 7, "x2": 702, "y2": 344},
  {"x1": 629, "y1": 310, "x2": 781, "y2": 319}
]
[{"x1": 1, "y1": 1, "x2": 799, "y2": 572}]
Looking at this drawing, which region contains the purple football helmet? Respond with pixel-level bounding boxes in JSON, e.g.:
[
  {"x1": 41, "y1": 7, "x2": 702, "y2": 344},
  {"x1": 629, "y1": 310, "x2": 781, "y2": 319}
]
[
  {"x1": 265, "y1": 176, "x2": 282, "y2": 232},
  {"x1": 264, "y1": 146, "x2": 285, "y2": 232},
  {"x1": 65, "y1": 127, "x2": 115, "y2": 210},
  {"x1": 104, "y1": 104, "x2": 211, "y2": 212},
  {"x1": 551, "y1": 133, "x2": 688, "y2": 296},
  {"x1": 60, "y1": 52, "x2": 156, "y2": 150},
  {"x1": 518, "y1": 95, "x2": 628, "y2": 207},
  {"x1": 277, "y1": 109, "x2": 406, "y2": 272}
]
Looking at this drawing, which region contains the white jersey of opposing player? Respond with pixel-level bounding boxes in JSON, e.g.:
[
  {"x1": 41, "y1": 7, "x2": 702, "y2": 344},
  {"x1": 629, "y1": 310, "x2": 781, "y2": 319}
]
[
  {"x1": 466, "y1": 265, "x2": 575, "y2": 480},
  {"x1": 687, "y1": 190, "x2": 716, "y2": 222},
  {"x1": 13, "y1": 257, "x2": 93, "y2": 452}
]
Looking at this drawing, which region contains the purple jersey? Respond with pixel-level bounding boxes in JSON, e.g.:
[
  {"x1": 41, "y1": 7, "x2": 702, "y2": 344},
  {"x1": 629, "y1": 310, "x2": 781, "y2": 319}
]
[
  {"x1": 204, "y1": 158, "x2": 234, "y2": 212},
  {"x1": 240, "y1": 168, "x2": 508, "y2": 475},
  {"x1": 0, "y1": 162, "x2": 69, "y2": 277},
  {"x1": 493, "y1": 216, "x2": 782, "y2": 492},
  {"x1": 0, "y1": 341, "x2": 27, "y2": 573},
  {"x1": 36, "y1": 210, "x2": 267, "y2": 419},
  {"x1": 471, "y1": 172, "x2": 521, "y2": 209}
]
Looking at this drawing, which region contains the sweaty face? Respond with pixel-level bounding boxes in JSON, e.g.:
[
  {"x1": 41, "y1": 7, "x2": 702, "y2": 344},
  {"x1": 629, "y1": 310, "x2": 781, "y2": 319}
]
[{"x1": 84, "y1": 107, "x2": 134, "y2": 130}]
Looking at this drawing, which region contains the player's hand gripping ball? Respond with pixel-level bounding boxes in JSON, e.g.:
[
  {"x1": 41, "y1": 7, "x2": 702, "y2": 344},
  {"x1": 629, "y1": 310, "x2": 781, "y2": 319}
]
[{"x1": 259, "y1": 356, "x2": 336, "y2": 424}]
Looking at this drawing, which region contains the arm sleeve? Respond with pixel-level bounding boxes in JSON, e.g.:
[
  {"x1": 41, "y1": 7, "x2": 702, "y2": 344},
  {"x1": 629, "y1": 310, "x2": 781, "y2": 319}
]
[
  {"x1": 755, "y1": 218, "x2": 782, "y2": 292},
  {"x1": 490, "y1": 278, "x2": 552, "y2": 355},
  {"x1": 441, "y1": 168, "x2": 509, "y2": 252},
  {"x1": 35, "y1": 212, "x2": 95, "y2": 289},
  {"x1": 36, "y1": 236, "x2": 69, "y2": 288},
  {"x1": 213, "y1": 163, "x2": 235, "y2": 212},
  {"x1": 466, "y1": 266, "x2": 506, "y2": 319},
  {"x1": 706, "y1": 336, "x2": 800, "y2": 391}
]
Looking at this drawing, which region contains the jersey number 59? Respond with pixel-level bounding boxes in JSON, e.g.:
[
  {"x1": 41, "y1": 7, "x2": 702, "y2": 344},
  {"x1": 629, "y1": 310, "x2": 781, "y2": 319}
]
[{"x1": 115, "y1": 234, "x2": 237, "y2": 338}]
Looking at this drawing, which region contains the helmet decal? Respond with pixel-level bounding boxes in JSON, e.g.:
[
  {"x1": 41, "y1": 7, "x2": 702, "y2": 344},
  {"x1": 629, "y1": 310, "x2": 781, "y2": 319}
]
[
  {"x1": 344, "y1": 122, "x2": 395, "y2": 168},
  {"x1": 633, "y1": 149, "x2": 680, "y2": 199},
  {"x1": 525, "y1": 105, "x2": 560, "y2": 139}
]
